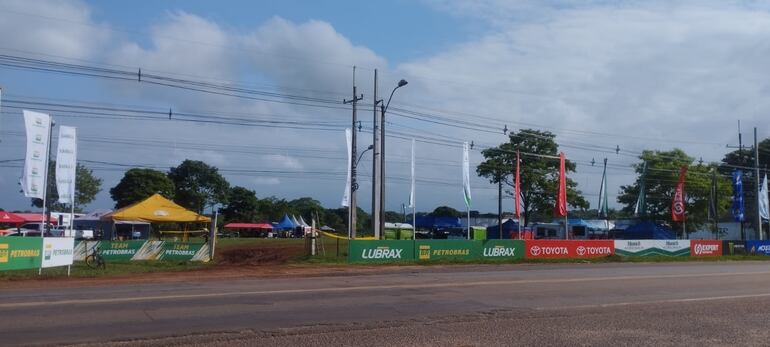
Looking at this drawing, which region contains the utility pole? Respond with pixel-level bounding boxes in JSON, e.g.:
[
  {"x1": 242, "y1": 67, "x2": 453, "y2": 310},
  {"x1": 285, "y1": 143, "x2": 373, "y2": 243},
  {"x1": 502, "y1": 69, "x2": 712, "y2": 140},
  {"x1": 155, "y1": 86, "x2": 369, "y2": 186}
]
[
  {"x1": 379, "y1": 102, "x2": 386, "y2": 235},
  {"x1": 372, "y1": 69, "x2": 381, "y2": 239},
  {"x1": 727, "y1": 120, "x2": 745, "y2": 239},
  {"x1": 756, "y1": 127, "x2": 763, "y2": 240},
  {"x1": 344, "y1": 67, "x2": 363, "y2": 239}
]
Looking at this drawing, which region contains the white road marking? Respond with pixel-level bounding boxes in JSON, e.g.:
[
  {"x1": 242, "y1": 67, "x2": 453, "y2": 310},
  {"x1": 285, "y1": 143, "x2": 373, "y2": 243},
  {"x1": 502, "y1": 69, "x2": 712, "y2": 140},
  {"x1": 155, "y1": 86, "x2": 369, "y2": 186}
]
[
  {"x1": 537, "y1": 292, "x2": 770, "y2": 310},
  {"x1": 3, "y1": 270, "x2": 770, "y2": 309}
]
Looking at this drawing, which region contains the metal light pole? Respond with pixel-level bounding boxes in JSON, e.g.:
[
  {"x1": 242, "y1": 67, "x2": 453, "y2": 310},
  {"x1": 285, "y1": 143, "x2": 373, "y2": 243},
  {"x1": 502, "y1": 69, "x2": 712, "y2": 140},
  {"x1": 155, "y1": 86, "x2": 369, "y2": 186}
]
[
  {"x1": 756, "y1": 127, "x2": 763, "y2": 240},
  {"x1": 372, "y1": 70, "x2": 380, "y2": 239},
  {"x1": 378, "y1": 79, "x2": 408, "y2": 237},
  {"x1": 344, "y1": 67, "x2": 363, "y2": 239}
]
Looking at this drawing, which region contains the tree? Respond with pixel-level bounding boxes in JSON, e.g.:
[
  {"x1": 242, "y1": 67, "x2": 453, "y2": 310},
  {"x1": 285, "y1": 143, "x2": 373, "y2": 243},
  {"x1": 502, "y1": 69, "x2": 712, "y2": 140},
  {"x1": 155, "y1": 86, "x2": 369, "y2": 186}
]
[
  {"x1": 167, "y1": 160, "x2": 230, "y2": 214},
  {"x1": 477, "y1": 129, "x2": 588, "y2": 226},
  {"x1": 431, "y1": 206, "x2": 462, "y2": 218},
  {"x1": 110, "y1": 168, "x2": 175, "y2": 208},
  {"x1": 220, "y1": 186, "x2": 260, "y2": 223},
  {"x1": 31, "y1": 162, "x2": 102, "y2": 212},
  {"x1": 617, "y1": 149, "x2": 731, "y2": 233}
]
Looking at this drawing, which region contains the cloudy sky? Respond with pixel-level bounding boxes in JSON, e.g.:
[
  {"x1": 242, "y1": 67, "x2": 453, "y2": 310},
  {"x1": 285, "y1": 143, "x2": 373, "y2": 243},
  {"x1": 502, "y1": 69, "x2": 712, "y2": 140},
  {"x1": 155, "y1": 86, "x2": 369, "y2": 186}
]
[{"x1": 1, "y1": 0, "x2": 768, "y2": 216}]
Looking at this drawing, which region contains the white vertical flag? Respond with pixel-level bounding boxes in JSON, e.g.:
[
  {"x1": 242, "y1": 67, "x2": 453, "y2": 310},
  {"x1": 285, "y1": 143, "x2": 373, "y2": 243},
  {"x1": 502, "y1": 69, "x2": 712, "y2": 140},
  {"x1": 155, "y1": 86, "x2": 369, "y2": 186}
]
[
  {"x1": 462, "y1": 142, "x2": 472, "y2": 208},
  {"x1": 21, "y1": 110, "x2": 51, "y2": 199},
  {"x1": 56, "y1": 126, "x2": 77, "y2": 204},
  {"x1": 409, "y1": 139, "x2": 415, "y2": 209},
  {"x1": 341, "y1": 128, "x2": 352, "y2": 207},
  {"x1": 760, "y1": 174, "x2": 769, "y2": 221}
]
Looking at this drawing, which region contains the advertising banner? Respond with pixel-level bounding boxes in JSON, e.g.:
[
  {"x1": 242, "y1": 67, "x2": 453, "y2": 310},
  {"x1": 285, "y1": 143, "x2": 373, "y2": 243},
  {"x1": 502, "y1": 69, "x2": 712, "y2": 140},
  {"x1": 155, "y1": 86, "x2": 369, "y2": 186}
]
[
  {"x1": 690, "y1": 240, "x2": 721, "y2": 257},
  {"x1": 614, "y1": 240, "x2": 690, "y2": 257},
  {"x1": 525, "y1": 240, "x2": 614, "y2": 259},
  {"x1": 481, "y1": 240, "x2": 524, "y2": 260},
  {"x1": 73, "y1": 241, "x2": 209, "y2": 262},
  {"x1": 746, "y1": 240, "x2": 770, "y2": 255},
  {"x1": 416, "y1": 240, "x2": 481, "y2": 261},
  {"x1": 723, "y1": 240, "x2": 747, "y2": 256},
  {"x1": 21, "y1": 110, "x2": 52, "y2": 199},
  {"x1": 41, "y1": 237, "x2": 74, "y2": 268},
  {"x1": 0, "y1": 238, "x2": 42, "y2": 271},
  {"x1": 348, "y1": 240, "x2": 415, "y2": 263},
  {"x1": 55, "y1": 126, "x2": 77, "y2": 204}
]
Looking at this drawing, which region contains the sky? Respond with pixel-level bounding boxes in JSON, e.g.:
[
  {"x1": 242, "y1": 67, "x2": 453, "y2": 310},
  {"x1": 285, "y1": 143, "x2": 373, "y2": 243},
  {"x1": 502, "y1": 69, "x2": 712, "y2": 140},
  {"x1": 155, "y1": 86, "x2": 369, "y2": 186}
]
[{"x1": 1, "y1": 0, "x2": 769, "y2": 216}]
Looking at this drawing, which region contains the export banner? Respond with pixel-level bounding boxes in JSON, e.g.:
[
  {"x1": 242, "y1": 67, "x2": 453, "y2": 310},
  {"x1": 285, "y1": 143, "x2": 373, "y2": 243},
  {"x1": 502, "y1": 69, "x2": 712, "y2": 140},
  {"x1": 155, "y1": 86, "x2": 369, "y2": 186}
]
[
  {"x1": 41, "y1": 237, "x2": 74, "y2": 268},
  {"x1": 525, "y1": 240, "x2": 614, "y2": 259},
  {"x1": 690, "y1": 240, "x2": 721, "y2": 257},
  {"x1": 615, "y1": 240, "x2": 690, "y2": 257},
  {"x1": 348, "y1": 240, "x2": 415, "y2": 263},
  {"x1": 746, "y1": 240, "x2": 770, "y2": 255},
  {"x1": 416, "y1": 240, "x2": 482, "y2": 261},
  {"x1": 481, "y1": 240, "x2": 524, "y2": 260},
  {"x1": 0, "y1": 238, "x2": 42, "y2": 271}
]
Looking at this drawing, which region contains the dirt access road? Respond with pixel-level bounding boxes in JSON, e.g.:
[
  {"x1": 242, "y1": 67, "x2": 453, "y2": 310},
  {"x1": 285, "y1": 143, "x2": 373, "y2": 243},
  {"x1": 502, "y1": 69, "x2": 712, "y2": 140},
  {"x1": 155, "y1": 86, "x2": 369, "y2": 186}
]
[{"x1": 4, "y1": 262, "x2": 770, "y2": 346}]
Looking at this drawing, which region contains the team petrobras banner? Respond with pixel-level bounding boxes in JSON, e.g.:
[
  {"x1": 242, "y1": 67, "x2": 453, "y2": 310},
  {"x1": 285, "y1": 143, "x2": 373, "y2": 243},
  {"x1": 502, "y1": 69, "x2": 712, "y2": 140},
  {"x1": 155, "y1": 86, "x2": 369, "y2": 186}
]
[
  {"x1": 732, "y1": 170, "x2": 745, "y2": 222},
  {"x1": 72, "y1": 241, "x2": 210, "y2": 262},
  {"x1": 56, "y1": 126, "x2": 77, "y2": 204},
  {"x1": 21, "y1": 110, "x2": 52, "y2": 199},
  {"x1": 671, "y1": 165, "x2": 688, "y2": 222}
]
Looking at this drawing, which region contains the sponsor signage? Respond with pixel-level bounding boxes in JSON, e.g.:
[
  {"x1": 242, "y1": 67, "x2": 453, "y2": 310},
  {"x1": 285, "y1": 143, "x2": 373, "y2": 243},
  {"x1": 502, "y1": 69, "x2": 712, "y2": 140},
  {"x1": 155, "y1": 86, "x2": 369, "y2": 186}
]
[
  {"x1": 41, "y1": 237, "x2": 74, "y2": 268},
  {"x1": 73, "y1": 241, "x2": 210, "y2": 262},
  {"x1": 746, "y1": 240, "x2": 770, "y2": 255},
  {"x1": 348, "y1": 240, "x2": 415, "y2": 263},
  {"x1": 481, "y1": 240, "x2": 524, "y2": 260},
  {"x1": 415, "y1": 240, "x2": 482, "y2": 261},
  {"x1": 690, "y1": 240, "x2": 721, "y2": 257},
  {"x1": 525, "y1": 240, "x2": 614, "y2": 259},
  {"x1": 0, "y1": 238, "x2": 43, "y2": 271},
  {"x1": 160, "y1": 242, "x2": 207, "y2": 261},
  {"x1": 614, "y1": 240, "x2": 690, "y2": 257},
  {"x1": 722, "y1": 240, "x2": 747, "y2": 256}
]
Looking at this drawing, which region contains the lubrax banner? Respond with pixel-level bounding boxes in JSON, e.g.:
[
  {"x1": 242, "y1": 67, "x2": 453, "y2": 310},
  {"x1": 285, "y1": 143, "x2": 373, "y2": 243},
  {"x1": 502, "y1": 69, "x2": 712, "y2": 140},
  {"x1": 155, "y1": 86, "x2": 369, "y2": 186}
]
[{"x1": 349, "y1": 240, "x2": 524, "y2": 263}]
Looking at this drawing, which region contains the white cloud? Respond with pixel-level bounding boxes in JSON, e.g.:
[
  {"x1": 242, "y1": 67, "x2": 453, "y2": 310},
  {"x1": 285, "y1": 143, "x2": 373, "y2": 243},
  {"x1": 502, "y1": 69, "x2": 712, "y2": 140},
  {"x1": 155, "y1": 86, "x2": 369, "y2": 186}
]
[
  {"x1": 261, "y1": 154, "x2": 303, "y2": 170},
  {"x1": 0, "y1": 0, "x2": 109, "y2": 60},
  {"x1": 253, "y1": 177, "x2": 280, "y2": 185}
]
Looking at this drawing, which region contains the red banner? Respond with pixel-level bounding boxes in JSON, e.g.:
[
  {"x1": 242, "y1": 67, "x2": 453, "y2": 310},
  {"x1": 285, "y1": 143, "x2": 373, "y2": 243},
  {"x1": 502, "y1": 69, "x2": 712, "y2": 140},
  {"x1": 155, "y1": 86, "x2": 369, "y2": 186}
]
[
  {"x1": 691, "y1": 240, "x2": 721, "y2": 257},
  {"x1": 525, "y1": 240, "x2": 614, "y2": 258},
  {"x1": 672, "y1": 165, "x2": 688, "y2": 222},
  {"x1": 514, "y1": 151, "x2": 521, "y2": 219},
  {"x1": 554, "y1": 152, "x2": 567, "y2": 217}
]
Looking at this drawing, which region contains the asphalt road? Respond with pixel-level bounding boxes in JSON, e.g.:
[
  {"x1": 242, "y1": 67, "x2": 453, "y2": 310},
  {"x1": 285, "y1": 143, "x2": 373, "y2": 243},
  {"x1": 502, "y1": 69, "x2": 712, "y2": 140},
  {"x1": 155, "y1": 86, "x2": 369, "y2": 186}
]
[{"x1": 4, "y1": 262, "x2": 770, "y2": 346}]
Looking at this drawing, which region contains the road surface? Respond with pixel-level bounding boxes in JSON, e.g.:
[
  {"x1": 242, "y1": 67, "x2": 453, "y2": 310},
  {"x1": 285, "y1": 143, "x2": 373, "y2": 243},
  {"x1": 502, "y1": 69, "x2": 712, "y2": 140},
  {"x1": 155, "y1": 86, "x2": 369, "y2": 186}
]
[{"x1": 3, "y1": 262, "x2": 770, "y2": 346}]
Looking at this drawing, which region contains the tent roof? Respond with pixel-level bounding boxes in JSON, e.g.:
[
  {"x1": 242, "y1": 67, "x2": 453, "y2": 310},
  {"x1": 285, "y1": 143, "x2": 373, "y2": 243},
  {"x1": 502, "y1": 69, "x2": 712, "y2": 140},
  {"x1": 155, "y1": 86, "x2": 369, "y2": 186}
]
[
  {"x1": 102, "y1": 194, "x2": 211, "y2": 223},
  {"x1": 14, "y1": 213, "x2": 58, "y2": 224},
  {"x1": 0, "y1": 211, "x2": 25, "y2": 224},
  {"x1": 299, "y1": 216, "x2": 309, "y2": 227},
  {"x1": 76, "y1": 209, "x2": 113, "y2": 222},
  {"x1": 225, "y1": 223, "x2": 273, "y2": 229},
  {"x1": 275, "y1": 214, "x2": 295, "y2": 229}
]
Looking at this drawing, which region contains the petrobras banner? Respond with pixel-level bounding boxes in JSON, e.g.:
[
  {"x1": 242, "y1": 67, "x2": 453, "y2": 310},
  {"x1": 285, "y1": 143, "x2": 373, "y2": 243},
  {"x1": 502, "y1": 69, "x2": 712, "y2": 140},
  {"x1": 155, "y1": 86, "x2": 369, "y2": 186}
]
[
  {"x1": 73, "y1": 241, "x2": 210, "y2": 262},
  {"x1": 525, "y1": 240, "x2": 614, "y2": 259},
  {"x1": 21, "y1": 110, "x2": 52, "y2": 199},
  {"x1": 41, "y1": 237, "x2": 74, "y2": 268},
  {"x1": 416, "y1": 240, "x2": 481, "y2": 261},
  {"x1": 56, "y1": 126, "x2": 77, "y2": 204},
  {"x1": 348, "y1": 240, "x2": 414, "y2": 263},
  {"x1": 341, "y1": 128, "x2": 351, "y2": 207},
  {"x1": 690, "y1": 240, "x2": 721, "y2": 257},
  {"x1": 0, "y1": 238, "x2": 42, "y2": 271},
  {"x1": 615, "y1": 240, "x2": 690, "y2": 257}
]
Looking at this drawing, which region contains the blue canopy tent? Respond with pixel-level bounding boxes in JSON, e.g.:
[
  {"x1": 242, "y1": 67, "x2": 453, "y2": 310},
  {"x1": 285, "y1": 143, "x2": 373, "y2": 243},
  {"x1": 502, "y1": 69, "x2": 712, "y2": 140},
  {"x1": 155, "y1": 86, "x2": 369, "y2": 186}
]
[
  {"x1": 486, "y1": 219, "x2": 521, "y2": 239},
  {"x1": 414, "y1": 216, "x2": 462, "y2": 229},
  {"x1": 614, "y1": 221, "x2": 675, "y2": 239},
  {"x1": 275, "y1": 214, "x2": 296, "y2": 230}
]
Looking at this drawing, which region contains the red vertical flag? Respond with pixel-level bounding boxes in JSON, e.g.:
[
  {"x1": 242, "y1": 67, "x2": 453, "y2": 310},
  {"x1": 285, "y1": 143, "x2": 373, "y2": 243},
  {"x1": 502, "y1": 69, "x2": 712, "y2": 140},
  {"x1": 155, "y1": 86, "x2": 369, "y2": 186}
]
[
  {"x1": 514, "y1": 151, "x2": 521, "y2": 219},
  {"x1": 672, "y1": 165, "x2": 688, "y2": 222},
  {"x1": 554, "y1": 152, "x2": 567, "y2": 217}
]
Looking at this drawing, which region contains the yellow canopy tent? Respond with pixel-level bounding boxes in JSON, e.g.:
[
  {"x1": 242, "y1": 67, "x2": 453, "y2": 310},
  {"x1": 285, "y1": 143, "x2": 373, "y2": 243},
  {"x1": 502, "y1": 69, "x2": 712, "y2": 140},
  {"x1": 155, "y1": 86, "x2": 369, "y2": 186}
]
[{"x1": 103, "y1": 194, "x2": 211, "y2": 223}]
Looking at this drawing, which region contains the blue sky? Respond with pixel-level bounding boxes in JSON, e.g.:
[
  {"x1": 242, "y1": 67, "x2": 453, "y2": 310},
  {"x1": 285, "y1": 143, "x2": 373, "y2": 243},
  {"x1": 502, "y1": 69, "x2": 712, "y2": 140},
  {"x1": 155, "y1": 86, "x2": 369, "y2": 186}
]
[{"x1": 1, "y1": 0, "x2": 769, "y2": 218}]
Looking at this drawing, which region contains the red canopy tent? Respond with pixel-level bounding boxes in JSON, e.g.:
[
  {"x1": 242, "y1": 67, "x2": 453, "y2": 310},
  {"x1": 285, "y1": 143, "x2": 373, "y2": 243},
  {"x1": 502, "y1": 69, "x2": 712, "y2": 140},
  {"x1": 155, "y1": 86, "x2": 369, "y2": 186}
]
[
  {"x1": 224, "y1": 223, "x2": 273, "y2": 229},
  {"x1": 0, "y1": 211, "x2": 25, "y2": 226},
  {"x1": 14, "y1": 213, "x2": 58, "y2": 225}
]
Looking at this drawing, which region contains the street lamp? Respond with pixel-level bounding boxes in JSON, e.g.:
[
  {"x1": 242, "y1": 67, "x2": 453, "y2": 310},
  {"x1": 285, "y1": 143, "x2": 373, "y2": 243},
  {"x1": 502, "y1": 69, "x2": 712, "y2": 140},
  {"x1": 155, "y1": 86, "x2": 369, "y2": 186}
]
[{"x1": 378, "y1": 79, "x2": 408, "y2": 236}]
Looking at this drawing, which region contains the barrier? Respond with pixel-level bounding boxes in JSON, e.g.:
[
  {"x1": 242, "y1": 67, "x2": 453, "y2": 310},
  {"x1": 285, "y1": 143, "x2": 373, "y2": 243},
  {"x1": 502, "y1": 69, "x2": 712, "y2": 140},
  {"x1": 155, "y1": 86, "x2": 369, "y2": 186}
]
[
  {"x1": 690, "y1": 240, "x2": 721, "y2": 257},
  {"x1": 74, "y1": 240, "x2": 210, "y2": 262},
  {"x1": 745, "y1": 240, "x2": 770, "y2": 255},
  {"x1": 348, "y1": 240, "x2": 414, "y2": 263},
  {"x1": 42, "y1": 238, "x2": 74, "y2": 268},
  {"x1": 0, "y1": 238, "x2": 42, "y2": 270},
  {"x1": 525, "y1": 240, "x2": 614, "y2": 259},
  {"x1": 615, "y1": 240, "x2": 690, "y2": 257},
  {"x1": 480, "y1": 240, "x2": 524, "y2": 260},
  {"x1": 415, "y1": 240, "x2": 481, "y2": 261}
]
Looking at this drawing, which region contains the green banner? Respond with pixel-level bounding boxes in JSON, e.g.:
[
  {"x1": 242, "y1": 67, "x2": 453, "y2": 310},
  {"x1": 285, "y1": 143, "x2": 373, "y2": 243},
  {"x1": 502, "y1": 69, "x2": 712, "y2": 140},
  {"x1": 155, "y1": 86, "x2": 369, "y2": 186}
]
[
  {"x1": 415, "y1": 240, "x2": 482, "y2": 261},
  {"x1": 160, "y1": 242, "x2": 206, "y2": 261},
  {"x1": 74, "y1": 241, "x2": 209, "y2": 262},
  {"x1": 100, "y1": 241, "x2": 146, "y2": 261},
  {"x1": 0, "y1": 238, "x2": 42, "y2": 271},
  {"x1": 348, "y1": 240, "x2": 415, "y2": 263},
  {"x1": 481, "y1": 240, "x2": 524, "y2": 260}
]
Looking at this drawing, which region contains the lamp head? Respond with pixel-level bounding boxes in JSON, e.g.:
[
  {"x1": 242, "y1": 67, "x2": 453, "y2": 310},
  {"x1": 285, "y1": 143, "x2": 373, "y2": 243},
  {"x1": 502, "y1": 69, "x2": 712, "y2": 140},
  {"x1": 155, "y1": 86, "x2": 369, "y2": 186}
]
[{"x1": 397, "y1": 79, "x2": 408, "y2": 87}]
